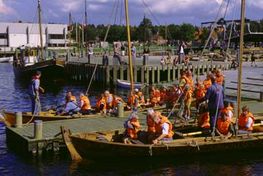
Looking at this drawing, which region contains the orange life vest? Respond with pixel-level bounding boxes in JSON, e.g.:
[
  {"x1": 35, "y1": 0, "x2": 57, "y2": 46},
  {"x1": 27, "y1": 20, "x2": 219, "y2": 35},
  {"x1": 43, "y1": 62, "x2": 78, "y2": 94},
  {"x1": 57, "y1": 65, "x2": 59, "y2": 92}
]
[
  {"x1": 127, "y1": 94, "x2": 139, "y2": 106},
  {"x1": 96, "y1": 97, "x2": 106, "y2": 110},
  {"x1": 238, "y1": 112, "x2": 255, "y2": 131},
  {"x1": 105, "y1": 94, "x2": 113, "y2": 109},
  {"x1": 137, "y1": 91, "x2": 145, "y2": 104},
  {"x1": 112, "y1": 96, "x2": 124, "y2": 107},
  {"x1": 147, "y1": 115, "x2": 156, "y2": 133},
  {"x1": 184, "y1": 89, "x2": 192, "y2": 104},
  {"x1": 195, "y1": 84, "x2": 205, "y2": 100},
  {"x1": 217, "y1": 117, "x2": 231, "y2": 135},
  {"x1": 155, "y1": 115, "x2": 174, "y2": 138},
  {"x1": 70, "y1": 96, "x2": 77, "y2": 102},
  {"x1": 151, "y1": 89, "x2": 161, "y2": 104},
  {"x1": 198, "y1": 112, "x2": 210, "y2": 129},
  {"x1": 126, "y1": 117, "x2": 141, "y2": 139},
  {"x1": 80, "y1": 95, "x2": 91, "y2": 110}
]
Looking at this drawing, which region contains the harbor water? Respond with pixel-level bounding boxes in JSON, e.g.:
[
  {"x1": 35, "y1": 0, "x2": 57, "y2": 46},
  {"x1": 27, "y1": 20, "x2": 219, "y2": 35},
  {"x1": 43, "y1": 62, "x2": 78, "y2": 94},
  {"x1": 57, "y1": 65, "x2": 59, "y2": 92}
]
[{"x1": 1, "y1": 63, "x2": 263, "y2": 175}]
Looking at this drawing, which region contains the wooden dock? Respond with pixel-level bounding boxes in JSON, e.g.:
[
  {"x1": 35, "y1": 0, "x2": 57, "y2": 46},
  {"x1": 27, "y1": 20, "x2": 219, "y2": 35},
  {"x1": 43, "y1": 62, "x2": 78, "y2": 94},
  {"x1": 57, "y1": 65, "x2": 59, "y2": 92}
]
[
  {"x1": 6, "y1": 113, "x2": 147, "y2": 156},
  {"x1": 65, "y1": 58, "x2": 230, "y2": 86}
]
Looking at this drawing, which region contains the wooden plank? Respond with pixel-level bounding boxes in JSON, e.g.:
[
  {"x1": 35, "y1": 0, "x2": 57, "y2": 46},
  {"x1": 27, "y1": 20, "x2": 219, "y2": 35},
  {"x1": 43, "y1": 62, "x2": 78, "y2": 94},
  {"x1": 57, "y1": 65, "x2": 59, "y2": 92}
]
[
  {"x1": 231, "y1": 81, "x2": 263, "y2": 87},
  {"x1": 226, "y1": 87, "x2": 261, "y2": 93},
  {"x1": 151, "y1": 66, "x2": 155, "y2": 84},
  {"x1": 247, "y1": 77, "x2": 263, "y2": 81}
]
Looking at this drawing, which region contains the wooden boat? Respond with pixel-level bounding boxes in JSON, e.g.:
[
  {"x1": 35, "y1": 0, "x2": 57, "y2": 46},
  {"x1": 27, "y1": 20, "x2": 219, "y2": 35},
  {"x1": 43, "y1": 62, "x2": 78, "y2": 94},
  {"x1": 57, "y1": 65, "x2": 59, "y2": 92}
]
[
  {"x1": 1, "y1": 110, "x2": 99, "y2": 127},
  {"x1": 0, "y1": 56, "x2": 13, "y2": 63},
  {"x1": 116, "y1": 79, "x2": 143, "y2": 89},
  {"x1": 61, "y1": 126, "x2": 263, "y2": 161},
  {"x1": 13, "y1": 58, "x2": 65, "y2": 80}
]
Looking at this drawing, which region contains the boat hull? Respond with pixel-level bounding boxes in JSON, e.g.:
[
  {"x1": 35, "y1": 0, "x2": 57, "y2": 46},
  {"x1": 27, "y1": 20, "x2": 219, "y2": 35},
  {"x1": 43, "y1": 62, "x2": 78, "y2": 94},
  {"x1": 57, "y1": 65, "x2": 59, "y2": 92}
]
[
  {"x1": 70, "y1": 130, "x2": 263, "y2": 160},
  {"x1": 13, "y1": 59, "x2": 66, "y2": 80},
  {"x1": 116, "y1": 79, "x2": 143, "y2": 89}
]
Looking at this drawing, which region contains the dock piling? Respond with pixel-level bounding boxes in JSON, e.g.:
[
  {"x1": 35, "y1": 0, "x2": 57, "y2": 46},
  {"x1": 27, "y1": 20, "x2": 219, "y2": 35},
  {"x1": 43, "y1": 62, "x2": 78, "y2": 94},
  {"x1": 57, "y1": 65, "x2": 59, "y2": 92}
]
[
  {"x1": 34, "y1": 120, "x2": 43, "y2": 139},
  {"x1": 15, "y1": 112, "x2": 22, "y2": 128},
  {"x1": 117, "y1": 103, "x2": 124, "y2": 118}
]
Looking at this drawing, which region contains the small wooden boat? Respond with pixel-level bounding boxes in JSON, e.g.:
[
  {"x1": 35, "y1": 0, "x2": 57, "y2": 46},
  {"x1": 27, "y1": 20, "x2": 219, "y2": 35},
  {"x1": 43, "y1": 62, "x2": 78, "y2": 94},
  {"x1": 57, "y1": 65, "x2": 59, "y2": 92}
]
[
  {"x1": 1, "y1": 110, "x2": 99, "y2": 127},
  {"x1": 0, "y1": 56, "x2": 13, "y2": 63},
  {"x1": 116, "y1": 79, "x2": 143, "y2": 89},
  {"x1": 61, "y1": 126, "x2": 263, "y2": 161}
]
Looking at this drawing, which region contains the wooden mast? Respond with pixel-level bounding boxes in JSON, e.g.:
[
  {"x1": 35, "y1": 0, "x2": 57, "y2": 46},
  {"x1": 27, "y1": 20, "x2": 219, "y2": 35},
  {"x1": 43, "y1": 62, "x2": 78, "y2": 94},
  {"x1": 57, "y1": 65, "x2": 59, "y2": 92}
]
[
  {"x1": 124, "y1": 0, "x2": 134, "y2": 93},
  {"x1": 37, "y1": 0, "x2": 44, "y2": 61},
  {"x1": 236, "y1": 0, "x2": 246, "y2": 128}
]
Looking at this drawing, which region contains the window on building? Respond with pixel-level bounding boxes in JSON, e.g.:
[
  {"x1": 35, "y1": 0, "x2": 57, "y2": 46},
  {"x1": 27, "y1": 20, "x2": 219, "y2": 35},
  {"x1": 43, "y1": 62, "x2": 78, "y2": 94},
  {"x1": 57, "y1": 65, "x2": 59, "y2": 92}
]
[
  {"x1": 0, "y1": 33, "x2": 7, "y2": 39},
  {"x1": 49, "y1": 34, "x2": 64, "y2": 39}
]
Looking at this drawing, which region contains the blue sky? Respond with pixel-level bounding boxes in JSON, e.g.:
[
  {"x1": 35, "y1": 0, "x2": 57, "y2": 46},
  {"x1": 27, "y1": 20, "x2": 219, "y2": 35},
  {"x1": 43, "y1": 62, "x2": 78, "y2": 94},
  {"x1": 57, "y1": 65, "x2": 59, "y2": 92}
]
[{"x1": 0, "y1": 0, "x2": 263, "y2": 26}]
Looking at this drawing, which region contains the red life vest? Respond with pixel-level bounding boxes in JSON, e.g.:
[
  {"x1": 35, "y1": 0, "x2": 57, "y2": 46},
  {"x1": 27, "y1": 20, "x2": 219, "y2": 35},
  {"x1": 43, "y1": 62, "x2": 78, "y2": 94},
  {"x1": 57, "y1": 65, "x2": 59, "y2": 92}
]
[
  {"x1": 80, "y1": 95, "x2": 91, "y2": 110},
  {"x1": 217, "y1": 117, "x2": 231, "y2": 135},
  {"x1": 147, "y1": 115, "x2": 156, "y2": 133},
  {"x1": 126, "y1": 117, "x2": 141, "y2": 139},
  {"x1": 238, "y1": 112, "x2": 255, "y2": 131}
]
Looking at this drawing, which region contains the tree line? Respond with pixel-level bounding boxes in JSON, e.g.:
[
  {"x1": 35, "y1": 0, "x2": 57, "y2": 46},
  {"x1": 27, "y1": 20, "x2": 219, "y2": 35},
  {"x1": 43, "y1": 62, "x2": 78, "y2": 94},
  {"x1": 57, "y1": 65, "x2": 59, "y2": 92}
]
[{"x1": 69, "y1": 17, "x2": 263, "y2": 46}]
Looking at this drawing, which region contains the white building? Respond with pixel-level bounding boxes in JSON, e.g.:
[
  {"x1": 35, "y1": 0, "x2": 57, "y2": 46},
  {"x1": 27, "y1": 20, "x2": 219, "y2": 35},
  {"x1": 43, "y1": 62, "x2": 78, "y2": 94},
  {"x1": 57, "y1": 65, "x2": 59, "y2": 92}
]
[{"x1": 0, "y1": 22, "x2": 68, "y2": 51}]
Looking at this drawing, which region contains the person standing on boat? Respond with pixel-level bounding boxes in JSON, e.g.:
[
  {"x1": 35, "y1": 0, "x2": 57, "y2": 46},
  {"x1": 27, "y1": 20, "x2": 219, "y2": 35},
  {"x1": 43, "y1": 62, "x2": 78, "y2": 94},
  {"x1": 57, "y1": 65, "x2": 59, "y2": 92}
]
[
  {"x1": 201, "y1": 74, "x2": 224, "y2": 134},
  {"x1": 29, "y1": 71, "x2": 44, "y2": 115}
]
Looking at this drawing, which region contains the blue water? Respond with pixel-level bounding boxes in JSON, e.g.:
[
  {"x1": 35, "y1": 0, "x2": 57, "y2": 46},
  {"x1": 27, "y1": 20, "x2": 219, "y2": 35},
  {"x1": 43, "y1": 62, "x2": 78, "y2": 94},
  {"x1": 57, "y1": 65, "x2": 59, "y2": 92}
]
[{"x1": 1, "y1": 63, "x2": 263, "y2": 175}]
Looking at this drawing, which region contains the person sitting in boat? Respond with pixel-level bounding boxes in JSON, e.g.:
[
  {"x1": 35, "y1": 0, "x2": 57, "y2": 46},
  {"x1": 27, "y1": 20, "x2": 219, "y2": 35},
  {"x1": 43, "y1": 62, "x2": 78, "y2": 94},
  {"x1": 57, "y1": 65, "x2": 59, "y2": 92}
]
[
  {"x1": 123, "y1": 112, "x2": 141, "y2": 144},
  {"x1": 134, "y1": 88, "x2": 145, "y2": 107},
  {"x1": 104, "y1": 90, "x2": 114, "y2": 110},
  {"x1": 197, "y1": 102, "x2": 210, "y2": 130},
  {"x1": 238, "y1": 105, "x2": 255, "y2": 134},
  {"x1": 96, "y1": 93, "x2": 107, "y2": 114},
  {"x1": 150, "y1": 86, "x2": 161, "y2": 107},
  {"x1": 152, "y1": 112, "x2": 174, "y2": 144},
  {"x1": 127, "y1": 91, "x2": 139, "y2": 111},
  {"x1": 58, "y1": 95, "x2": 80, "y2": 115},
  {"x1": 221, "y1": 101, "x2": 234, "y2": 121},
  {"x1": 79, "y1": 93, "x2": 91, "y2": 115},
  {"x1": 66, "y1": 90, "x2": 77, "y2": 104},
  {"x1": 216, "y1": 109, "x2": 234, "y2": 138}
]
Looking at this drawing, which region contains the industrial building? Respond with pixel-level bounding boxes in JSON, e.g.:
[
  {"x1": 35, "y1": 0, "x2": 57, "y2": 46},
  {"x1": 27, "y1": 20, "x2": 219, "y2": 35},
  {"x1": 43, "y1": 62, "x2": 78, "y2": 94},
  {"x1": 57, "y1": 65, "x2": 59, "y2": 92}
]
[{"x1": 0, "y1": 22, "x2": 68, "y2": 51}]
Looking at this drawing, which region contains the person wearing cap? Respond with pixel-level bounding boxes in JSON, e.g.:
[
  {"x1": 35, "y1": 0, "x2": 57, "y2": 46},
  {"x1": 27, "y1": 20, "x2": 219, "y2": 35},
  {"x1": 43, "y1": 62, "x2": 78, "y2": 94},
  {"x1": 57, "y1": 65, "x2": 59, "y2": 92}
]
[
  {"x1": 29, "y1": 71, "x2": 44, "y2": 115},
  {"x1": 152, "y1": 112, "x2": 174, "y2": 144},
  {"x1": 123, "y1": 112, "x2": 141, "y2": 144}
]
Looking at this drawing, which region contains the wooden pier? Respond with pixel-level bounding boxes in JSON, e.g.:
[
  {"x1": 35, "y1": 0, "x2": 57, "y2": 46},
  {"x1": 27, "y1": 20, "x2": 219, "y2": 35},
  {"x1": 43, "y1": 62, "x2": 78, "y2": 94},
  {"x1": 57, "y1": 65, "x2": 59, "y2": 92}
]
[
  {"x1": 65, "y1": 58, "x2": 230, "y2": 86},
  {"x1": 5, "y1": 112, "x2": 147, "y2": 156}
]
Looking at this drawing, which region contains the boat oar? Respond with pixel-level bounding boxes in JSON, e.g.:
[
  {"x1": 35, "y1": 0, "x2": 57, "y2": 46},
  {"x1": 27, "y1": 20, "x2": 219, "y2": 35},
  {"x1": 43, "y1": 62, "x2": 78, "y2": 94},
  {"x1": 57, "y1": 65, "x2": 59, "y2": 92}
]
[{"x1": 60, "y1": 126, "x2": 82, "y2": 161}]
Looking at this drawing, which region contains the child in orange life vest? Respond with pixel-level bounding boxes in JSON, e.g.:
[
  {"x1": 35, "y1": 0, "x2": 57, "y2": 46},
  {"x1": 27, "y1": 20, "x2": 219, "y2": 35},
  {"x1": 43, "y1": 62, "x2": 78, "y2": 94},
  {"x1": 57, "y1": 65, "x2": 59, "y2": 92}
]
[
  {"x1": 96, "y1": 93, "x2": 107, "y2": 114},
  {"x1": 197, "y1": 102, "x2": 210, "y2": 129},
  {"x1": 123, "y1": 112, "x2": 141, "y2": 144},
  {"x1": 150, "y1": 86, "x2": 161, "y2": 107},
  {"x1": 221, "y1": 101, "x2": 234, "y2": 121},
  {"x1": 146, "y1": 108, "x2": 156, "y2": 143},
  {"x1": 238, "y1": 105, "x2": 255, "y2": 134},
  {"x1": 79, "y1": 93, "x2": 91, "y2": 115},
  {"x1": 195, "y1": 77, "x2": 206, "y2": 110},
  {"x1": 216, "y1": 110, "x2": 234, "y2": 138},
  {"x1": 215, "y1": 69, "x2": 224, "y2": 86}
]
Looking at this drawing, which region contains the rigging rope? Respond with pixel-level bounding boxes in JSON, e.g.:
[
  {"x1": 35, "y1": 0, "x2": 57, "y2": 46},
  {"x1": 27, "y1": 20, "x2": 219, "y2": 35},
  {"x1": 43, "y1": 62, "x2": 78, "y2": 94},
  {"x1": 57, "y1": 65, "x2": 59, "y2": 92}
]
[{"x1": 201, "y1": 0, "x2": 226, "y2": 57}]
